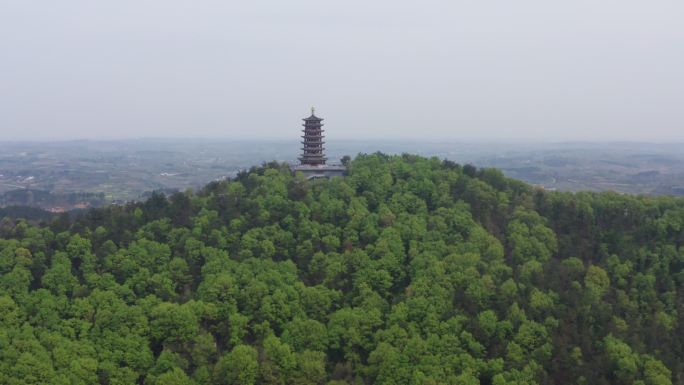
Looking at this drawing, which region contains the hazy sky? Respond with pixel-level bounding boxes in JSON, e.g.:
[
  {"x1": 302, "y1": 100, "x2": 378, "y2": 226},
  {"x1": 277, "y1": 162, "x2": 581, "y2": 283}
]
[{"x1": 1, "y1": 1, "x2": 683, "y2": 141}]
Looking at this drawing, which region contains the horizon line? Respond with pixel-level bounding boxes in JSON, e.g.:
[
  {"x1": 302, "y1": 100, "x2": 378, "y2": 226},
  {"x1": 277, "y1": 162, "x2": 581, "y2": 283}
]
[{"x1": 2, "y1": 137, "x2": 684, "y2": 146}]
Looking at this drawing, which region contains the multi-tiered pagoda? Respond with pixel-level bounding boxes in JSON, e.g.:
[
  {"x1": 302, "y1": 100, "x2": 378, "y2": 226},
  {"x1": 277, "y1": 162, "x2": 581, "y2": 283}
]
[
  {"x1": 293, "y1": 108, "x2": 346, "y2": 179},
  {"x1": 299, "y1": 108, "x2": 327, "y2": 166}
]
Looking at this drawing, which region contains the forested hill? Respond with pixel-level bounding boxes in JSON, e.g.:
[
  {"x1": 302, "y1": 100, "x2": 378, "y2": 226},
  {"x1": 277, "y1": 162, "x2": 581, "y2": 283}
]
[{"x1": 1, "y1": 154, "x2": 684, "y2": 385}]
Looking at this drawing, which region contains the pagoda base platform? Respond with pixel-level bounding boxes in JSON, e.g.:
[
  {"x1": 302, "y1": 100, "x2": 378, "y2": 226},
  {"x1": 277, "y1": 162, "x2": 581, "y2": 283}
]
[{"x1": 292, "y1": 164, "x2": 347, "y2": 180}]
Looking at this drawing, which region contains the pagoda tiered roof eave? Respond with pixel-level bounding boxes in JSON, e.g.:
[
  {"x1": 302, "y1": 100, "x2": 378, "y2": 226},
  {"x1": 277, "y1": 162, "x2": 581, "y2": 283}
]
[{"x1": 303, "y1": 115, "x2": 324, "y2": 122}]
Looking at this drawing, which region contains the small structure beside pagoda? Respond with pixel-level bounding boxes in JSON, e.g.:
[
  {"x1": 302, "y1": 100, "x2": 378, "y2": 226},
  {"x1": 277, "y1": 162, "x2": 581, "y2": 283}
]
[{"x1": 292, "y1": 108, "x2": 346, "y2": 179}]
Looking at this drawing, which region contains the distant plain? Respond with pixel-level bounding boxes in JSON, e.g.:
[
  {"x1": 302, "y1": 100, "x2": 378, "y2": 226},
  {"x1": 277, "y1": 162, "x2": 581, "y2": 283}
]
[{"x1": 2, "y1": 140, "x2": 684, "y2": 210}]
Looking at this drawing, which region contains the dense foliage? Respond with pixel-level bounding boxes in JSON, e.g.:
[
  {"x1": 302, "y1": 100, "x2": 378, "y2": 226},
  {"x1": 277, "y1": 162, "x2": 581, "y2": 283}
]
[{"x1": 1, "y1": 153, "x2": 684, "y2": 385}]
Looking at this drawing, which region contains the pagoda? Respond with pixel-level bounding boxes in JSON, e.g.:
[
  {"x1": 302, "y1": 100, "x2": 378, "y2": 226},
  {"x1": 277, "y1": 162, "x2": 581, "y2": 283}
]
[
  {"x1": 299, "y1": 107, "x2": 327, "y2": 166},
  {"x1": 293, "y1": 107, "x2": 346, "y2": 179}
]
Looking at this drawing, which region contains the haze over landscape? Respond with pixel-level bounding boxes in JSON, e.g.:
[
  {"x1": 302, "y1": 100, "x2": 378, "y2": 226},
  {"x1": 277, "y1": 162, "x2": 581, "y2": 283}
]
[
  {"x1": 4, "y1": 2, "x2": 684, "y2": 385},
  {"x1": 2, "y1": 0, "x2": 683, "y2": 141}
]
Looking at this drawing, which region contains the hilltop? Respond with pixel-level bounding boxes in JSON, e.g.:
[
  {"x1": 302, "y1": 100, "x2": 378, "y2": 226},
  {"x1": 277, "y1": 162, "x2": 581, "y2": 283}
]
[{"x1": 0, "y1": 153, "x2": 682, "y2": 385}]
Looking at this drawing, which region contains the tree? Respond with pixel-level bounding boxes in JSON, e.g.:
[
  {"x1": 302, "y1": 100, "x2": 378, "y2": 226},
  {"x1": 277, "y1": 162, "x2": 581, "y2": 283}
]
[
  {"x1": 584, "y1": 265, "x2": 610, "y2": 301},
  {"x1": 214, "y1": 345, "x2": 258, "y2": 385},
  {"x1": 150, "y1": 302, "x2": 199, "y2": 345},
  {"x1": 153, "y1": 368, "x2": 195, "y2": 385}
]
